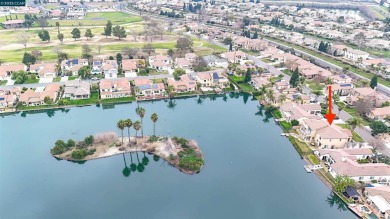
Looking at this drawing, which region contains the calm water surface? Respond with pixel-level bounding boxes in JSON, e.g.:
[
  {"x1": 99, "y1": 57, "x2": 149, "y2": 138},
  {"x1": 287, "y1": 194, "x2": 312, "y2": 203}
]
[{"x1": 0, "y1": 94, "x2": 356, "y2": 219}]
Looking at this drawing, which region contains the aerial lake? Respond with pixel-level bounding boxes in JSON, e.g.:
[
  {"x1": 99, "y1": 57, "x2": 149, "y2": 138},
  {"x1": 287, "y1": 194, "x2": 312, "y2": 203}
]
[{"x1": 0, "y1": 94, "x2": 357, "y2": 219}]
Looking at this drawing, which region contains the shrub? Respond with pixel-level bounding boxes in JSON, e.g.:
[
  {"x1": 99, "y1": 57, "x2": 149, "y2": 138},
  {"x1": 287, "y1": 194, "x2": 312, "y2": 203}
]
[
  {"x1": 71, "y1": 148, "x2": 88, "y2": 160},
  {"x1": 66, "y1": 139, "x2": 75, "y2": 148},
  {"x1": 51, "y1": 144, "x2": 66, "y2": 155},
  {"x1": 76, "y1": 140, "x2": 87, "y2": 148},
  {"x1": 178, "y1": 149, "x2": 204, "y2": 172},
  {"x1": 291, "y1": 119, "x2": 299, "y2": 126},
  {"x1": 169, "y1": 154, "x2": 177, "y2": 160},
  {"x1": 84, "y1": 135, "x2": 94, "y2": 145}
]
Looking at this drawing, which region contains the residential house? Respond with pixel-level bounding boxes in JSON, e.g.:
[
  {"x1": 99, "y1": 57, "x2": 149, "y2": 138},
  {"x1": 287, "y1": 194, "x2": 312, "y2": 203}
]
[
  {"x1": 19, "y1": 84, "x2": 60, "y2": 106},
  {"x1": 329, "y1": 74, "x2": 352, "y2": 84},
  {"x1": 220, "y1": 51, "x2": 247, "y2": 63},
  {"x1": 100, "y1": 78, "x2": 132, "y2": 99},
  {"x1": 30, "y1": 63, "x2": 57, "y2": 78},
  {"x1": 1, "y1": 20, "x2": 25, "y2": 29},
  {"x1": 61, "y1": 59, "x2": 88, "y2": 76},
  {"x1": 133, "y1": 78, "x2": 165, "y2": 97},
  {"x1": 121, "y1": 60, "x2": 138, "y2": 76},
  {"x1": 149, "y1": 55, "x2": 172, "y2": 71},
  {"x1": 280, "y1": 102, "x2": 321, "y2": 123},
  {"x1": 251, "y1": 77, "x2": 270, "y2": 90},
  {"x1": 0, "y1": 64, "x2": 25, "y2": 80},
  {"x1": 365, "y1": 186, "x2": 390, "y2": 218},
  {"x1": 102, "y1": 61, "x2": 118, "y2": 79},
  {"x1": 367, "y1": 106, "x2": 390, "y2": 120},
  {"x1": 319, "y1": 149, "x2": 390, "y2": 183},
  {"x1": 63, "y1": 80, "x2": 90, "y2": 99},
  {"x1": 204, "y1": 55, "x2": 229, "y2": 69},
  {"x1": 328, "y1": 83, "x2": 354, "y2": 96},
  {"x1": 0, "y1": 90, "x2": 17, "y2": 110},
  {"x1": 176, "y1": 58, "x2": 193, "y2": 70},
  {"x1": 344, "y1": 48, "x2": 370, "y2": 62},
  {"x1": 167, "y1": 74, "x2": 197, "y2": 93},
  {"x1": 91, "y1": 60, "x2": 103, "y2": 75},
  {"x1": 300, "y1": 118, "x2": 351, "y2": 148},
  {"x1": 347, "y1": 87, "x2": 390, "y2": 107}
]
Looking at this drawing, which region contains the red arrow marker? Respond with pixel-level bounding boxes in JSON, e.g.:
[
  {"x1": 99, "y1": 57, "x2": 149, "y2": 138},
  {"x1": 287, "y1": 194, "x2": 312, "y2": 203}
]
[{"x1": 325, "y1": 85, "x2": 336, "y2": 125}]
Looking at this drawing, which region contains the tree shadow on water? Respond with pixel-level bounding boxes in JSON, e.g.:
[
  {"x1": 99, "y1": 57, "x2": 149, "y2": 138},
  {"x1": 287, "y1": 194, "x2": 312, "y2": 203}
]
[{"x1": 326, "y1": 192, "x2": 348, "y2": 212}]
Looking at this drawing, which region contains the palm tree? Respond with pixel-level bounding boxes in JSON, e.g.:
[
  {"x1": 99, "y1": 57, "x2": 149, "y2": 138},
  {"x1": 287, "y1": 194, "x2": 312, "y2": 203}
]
[
  {"x1": 150, "y1": 113, "x2": 158, "y2": 136},
  {"x1": 266, "y1": 89, "x2": 275, "y2": 104},
  {"x1": 117, "y1": 119, "x2": 126, "y2": 147},
  {"x1": 346, "y1": 116, "x2": 364, "y2": 131},
  {"x1": 260, "y1": 85, "x2": 267, "y2": 95},
  {"x1": 325, "y1": 77, "x2": 333, "y2": 85},
  {"x1": 278, "y1": 94, "x2": 286, "y2": 104},
  {"x1": 334, "y1": 175, "x2": 355, "y2": 193},
  {"x1": 295, "y1": 95, "x2": 303, "y2": 104},
  {"x1": 124, "y1": 119, "x2": 132, "y2": 146},
  {"x1": 166, "y1": 85, "x2": 175, "y2": 99},
  {"x1": 136, "y1": 107, "x2": 146, "y2": 137},
  {"x1": 133, "y1": 120, "x2": 141, "y2": 143}
]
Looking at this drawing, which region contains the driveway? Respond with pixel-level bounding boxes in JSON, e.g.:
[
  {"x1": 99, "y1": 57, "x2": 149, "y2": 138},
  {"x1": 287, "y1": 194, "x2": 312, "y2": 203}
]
[{"x1": 39, "y1": 78, "x2": 53, "y2": 83}]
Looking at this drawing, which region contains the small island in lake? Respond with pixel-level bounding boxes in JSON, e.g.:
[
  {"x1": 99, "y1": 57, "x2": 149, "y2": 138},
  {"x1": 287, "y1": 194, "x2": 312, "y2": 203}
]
[{"x1": 50, "y1": 133, "x2": 204, "y2": 175}]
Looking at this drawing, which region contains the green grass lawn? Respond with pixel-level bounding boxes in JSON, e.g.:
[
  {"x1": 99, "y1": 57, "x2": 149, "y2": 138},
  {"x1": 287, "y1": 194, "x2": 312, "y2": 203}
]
[
  {"x1": 18, "y1": 104, "x2": 57, "y2": 111},
  {"x1": 287, "y1": 136, "x2": 312, "y2": 156},
  {"x1": 308, "y1": 81, "x2": 324, "y2": 91},
  {"x1": 25, "y1": 75, "x2": 39, "y2": 84},
  {"x1": 47, "y1": 12, "x2": 142, "y2": 27},
  {"x1": 0, "y1": 80, "x2": 7, "y2": 86},
  {"x1": 223, "y1": 87, "x2": 235, "y2": 92},
  {"x1": 100, "y1": 96, "x2": 136, "y2": 103},
  {"x1": 62, "y1": 92, "x2": 99, "y2": 105},
  {"x1": 307, "y1": 154, "x2": 320, "y2": 165},
  {"x1": 68, "y1": 76, "x2": 78, "y2": 80},
  {"x1": 53, "y1": 77, "x2": 61, "y2": 82},
  {"x1": 280, "y1": 121, "x2": 292, "y2": 130},
  {"x1": 272, "y1": 109, "x2": 282, "y2": 119},
  {"x1": 262, "y1": 35, "x2": 390, "y2": 88},
  {"x1": 238, "y1": 83, "x2": 255, "y2": 93},
  {"x1": 282, "y1": 69, "x2": 292, "y2": 76},
  {"x1": 261, "y1": 58, "x2": 273, "y2": 63},
  {"x1": 229, "y1": 75, "x2": 245, "y2": 83}
]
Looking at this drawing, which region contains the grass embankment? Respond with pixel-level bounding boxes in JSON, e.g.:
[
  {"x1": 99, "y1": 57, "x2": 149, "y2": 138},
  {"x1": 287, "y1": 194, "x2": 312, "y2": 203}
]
[
  {"x1": 101, "y1": 96, "x2": 136, "y2": 103},
  {"x1": 0, "y1": 80, "x2": 7, "y2": 86},
  {"x1": 261, "y1": 35, "x2": 390, "y2": 88},
  {"x1": 287, "y1": 136, "x2": 312, "y2": 156},
  {"x1": 61, "y1": 92, "x2": 99, "y2": 106},
  {"x1": 228, "y1": 75, "x2": 255, "y2": 94}
]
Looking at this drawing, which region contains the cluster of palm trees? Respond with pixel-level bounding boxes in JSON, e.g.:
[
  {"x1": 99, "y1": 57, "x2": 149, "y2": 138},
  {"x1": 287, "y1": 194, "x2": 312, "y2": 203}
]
[{"x1": 116, "y1": 107, "x2": 159, "y2": 148}]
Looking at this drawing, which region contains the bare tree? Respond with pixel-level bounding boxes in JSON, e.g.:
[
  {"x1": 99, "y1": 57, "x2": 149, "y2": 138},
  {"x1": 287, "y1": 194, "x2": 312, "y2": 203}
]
[
  {"x1": 168, "y1": 21, "x2": 174, "y2": 34},
  {"x1": 122, "y1": 47, "x2": 138, "y2": 59},
  {"x1": 52, "y1": 46, "x2": 63, "y2": 56},
  {"x1": 130, "y1": 30, "x2": 138, "y2": 41},
  {"x1": 356, "y1": 97, "x2": 374, "y2": 116},
  {"x1": 97, "y1": 45, "x2": 102, "y2": 54},
  {"x1": 16, "y1": 31, "x2": 30, "y2": 48},
  {"x1": 354, "y1": 32, "x2": 366, "y2": 50},
  {"x1": 37, "y1": 18, "x2": 48, "y2": 30},
  {"x1": 142, "y1": 43, "x2": 155, "y2": 57}
]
